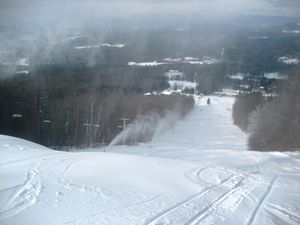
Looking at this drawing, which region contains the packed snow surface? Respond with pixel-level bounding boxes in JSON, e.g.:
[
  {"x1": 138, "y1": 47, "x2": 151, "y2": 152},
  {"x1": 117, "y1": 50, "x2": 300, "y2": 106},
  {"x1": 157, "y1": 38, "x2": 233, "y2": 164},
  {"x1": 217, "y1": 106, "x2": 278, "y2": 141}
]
[{"x1": 1, "y1": 96, "x2": 300, "y2": 225}]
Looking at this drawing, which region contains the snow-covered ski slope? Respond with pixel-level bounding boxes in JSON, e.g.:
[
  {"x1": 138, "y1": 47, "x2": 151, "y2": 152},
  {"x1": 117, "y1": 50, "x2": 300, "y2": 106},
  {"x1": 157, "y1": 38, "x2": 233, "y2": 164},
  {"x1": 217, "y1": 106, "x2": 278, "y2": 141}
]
[{"x1": 1, "y1": 96, "x2": 300, "y2": 225}]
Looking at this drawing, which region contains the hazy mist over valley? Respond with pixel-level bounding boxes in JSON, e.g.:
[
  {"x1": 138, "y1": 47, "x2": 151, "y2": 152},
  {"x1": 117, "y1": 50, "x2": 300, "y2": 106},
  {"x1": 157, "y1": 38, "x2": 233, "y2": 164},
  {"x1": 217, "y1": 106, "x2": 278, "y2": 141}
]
[{"x1": 0, "y1": 1, "x2": 300, "y2": 225}]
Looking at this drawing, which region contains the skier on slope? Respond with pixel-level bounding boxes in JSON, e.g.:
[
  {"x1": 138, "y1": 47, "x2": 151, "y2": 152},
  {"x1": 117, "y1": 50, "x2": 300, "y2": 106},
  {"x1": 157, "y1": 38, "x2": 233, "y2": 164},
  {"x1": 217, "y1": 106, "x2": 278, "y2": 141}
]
[{"x1": 207, "y1": 98, "x2": 211, "y2": 105}]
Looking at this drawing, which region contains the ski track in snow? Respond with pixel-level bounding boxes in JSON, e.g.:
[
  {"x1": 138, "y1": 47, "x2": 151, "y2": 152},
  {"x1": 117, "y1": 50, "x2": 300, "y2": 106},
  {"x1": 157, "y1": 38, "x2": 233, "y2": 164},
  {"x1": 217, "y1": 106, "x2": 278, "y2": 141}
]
[
  {"x1": 65, "y1": 194, "x2": 170, "y2": 225},
  {"x1": 0, "y1": 95, "x2": 299, "y2": 225},
  {"x1": 264, "y1": 203, "x2": 300, "y2": 224},
  {"x1": 0, "y1": 163, "x2": 42, "y2": 220},
  {"x1": 144, "y1": 172, "x2": 277, "y2": 225},
  {"x1": 144, "y1": 173, "x2": 243, "y2": 225},
  {"x1": 246, "y1": 176, "x2": 277, "y2": 225}
]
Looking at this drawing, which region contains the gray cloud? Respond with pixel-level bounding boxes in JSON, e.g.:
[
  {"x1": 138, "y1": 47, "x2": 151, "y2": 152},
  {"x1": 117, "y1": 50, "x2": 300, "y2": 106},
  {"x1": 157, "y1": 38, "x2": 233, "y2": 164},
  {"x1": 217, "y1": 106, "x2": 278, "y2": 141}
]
[
  {"x1": 0, "y1": 0, "x2": 299, "y2": 22},
  {"x1": 268, "y1": 0, "x2": 300, "y2": 5}
]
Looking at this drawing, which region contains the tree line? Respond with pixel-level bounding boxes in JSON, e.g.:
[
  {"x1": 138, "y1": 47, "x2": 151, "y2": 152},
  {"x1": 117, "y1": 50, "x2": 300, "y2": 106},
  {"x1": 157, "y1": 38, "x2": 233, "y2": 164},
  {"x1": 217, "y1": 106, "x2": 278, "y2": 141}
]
[
  {"x1": 0, "y1": 70, "x2": 194, "y2": 149},
  {"x1": 232, "y1": 67, "x2": 300, "y2": 151}
]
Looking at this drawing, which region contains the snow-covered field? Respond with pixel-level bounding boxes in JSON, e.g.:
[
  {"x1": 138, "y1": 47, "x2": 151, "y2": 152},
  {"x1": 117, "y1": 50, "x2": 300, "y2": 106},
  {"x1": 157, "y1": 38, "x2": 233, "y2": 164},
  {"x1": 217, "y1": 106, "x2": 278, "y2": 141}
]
[
  {"x1": 264, "y1": 72, "x2": 288, "y2": 80},
  {"x1": 228, "y1": 72, "x2": 288, "y2": 80},
  {"x1": 228, "y1": 73, "x2": 245, "y2": 80},
  {"x1": 74, "y1": 43, "x2": 125, "y2": 50},
  {"x1": 128, "y1": 61, "x2": 166, "y2": 67},
  {"x1": 282, "y1": 30, "x2": 300, "y2": 34},
  {"x1": 128, "y1": 57, "x2": 221, "y2": 67},
  {"x1": 278, "y1": 57, "x2": 299, "y2": 65},
  {"x1": 1, "y1": 96, "x2": 300, "y2": 225}
]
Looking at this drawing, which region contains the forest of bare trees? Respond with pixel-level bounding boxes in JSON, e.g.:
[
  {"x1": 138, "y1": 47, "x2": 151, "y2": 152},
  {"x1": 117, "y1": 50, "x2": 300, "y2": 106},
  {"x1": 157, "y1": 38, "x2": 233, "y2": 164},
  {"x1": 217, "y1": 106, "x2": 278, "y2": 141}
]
[
  {"x1": 232, "y1": 92, "x2": 265, "y2": 132},
  {"x1": 248, "y1": 70, "x2": 300, "y2": 151},
  {"x1": 232, "y1": 67, "x2": 300, "y2": 151},
  {"x1": 0, "y1": 69, "x2": 195, "y2": 149}
]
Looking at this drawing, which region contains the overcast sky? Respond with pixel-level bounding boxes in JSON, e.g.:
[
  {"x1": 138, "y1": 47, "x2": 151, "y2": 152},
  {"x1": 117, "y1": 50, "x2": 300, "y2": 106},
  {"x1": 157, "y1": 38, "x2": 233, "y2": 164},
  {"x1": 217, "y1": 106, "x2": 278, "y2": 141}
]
[
  {"x1": 0, "y1": 0, "x2": 299, "y2": 32},
  {"x1": 0, "y1": 0, "x2": 299, "y2": 17}
]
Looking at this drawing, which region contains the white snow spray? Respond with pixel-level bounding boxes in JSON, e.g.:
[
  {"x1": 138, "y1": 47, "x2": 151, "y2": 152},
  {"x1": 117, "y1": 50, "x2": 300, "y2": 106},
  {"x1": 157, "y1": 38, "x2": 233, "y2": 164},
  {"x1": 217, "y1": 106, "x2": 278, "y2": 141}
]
[{"x1": 108, "y1": 111, "x2": 181, "y2": 146}]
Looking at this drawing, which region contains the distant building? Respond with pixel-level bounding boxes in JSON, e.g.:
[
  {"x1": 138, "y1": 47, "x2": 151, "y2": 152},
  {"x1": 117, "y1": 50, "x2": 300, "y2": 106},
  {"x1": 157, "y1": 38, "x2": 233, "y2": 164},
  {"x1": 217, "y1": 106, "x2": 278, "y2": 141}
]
[{"x1": 165, "y1": 70, "x2": 184, "y2": 80}]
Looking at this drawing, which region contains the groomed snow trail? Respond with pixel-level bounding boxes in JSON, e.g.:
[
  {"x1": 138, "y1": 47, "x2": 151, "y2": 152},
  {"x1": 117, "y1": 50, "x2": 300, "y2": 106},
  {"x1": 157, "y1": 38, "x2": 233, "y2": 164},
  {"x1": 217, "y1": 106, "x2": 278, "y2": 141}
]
[{"x1": 0, "y1": 96, "x2": 300, "y2": 225}]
